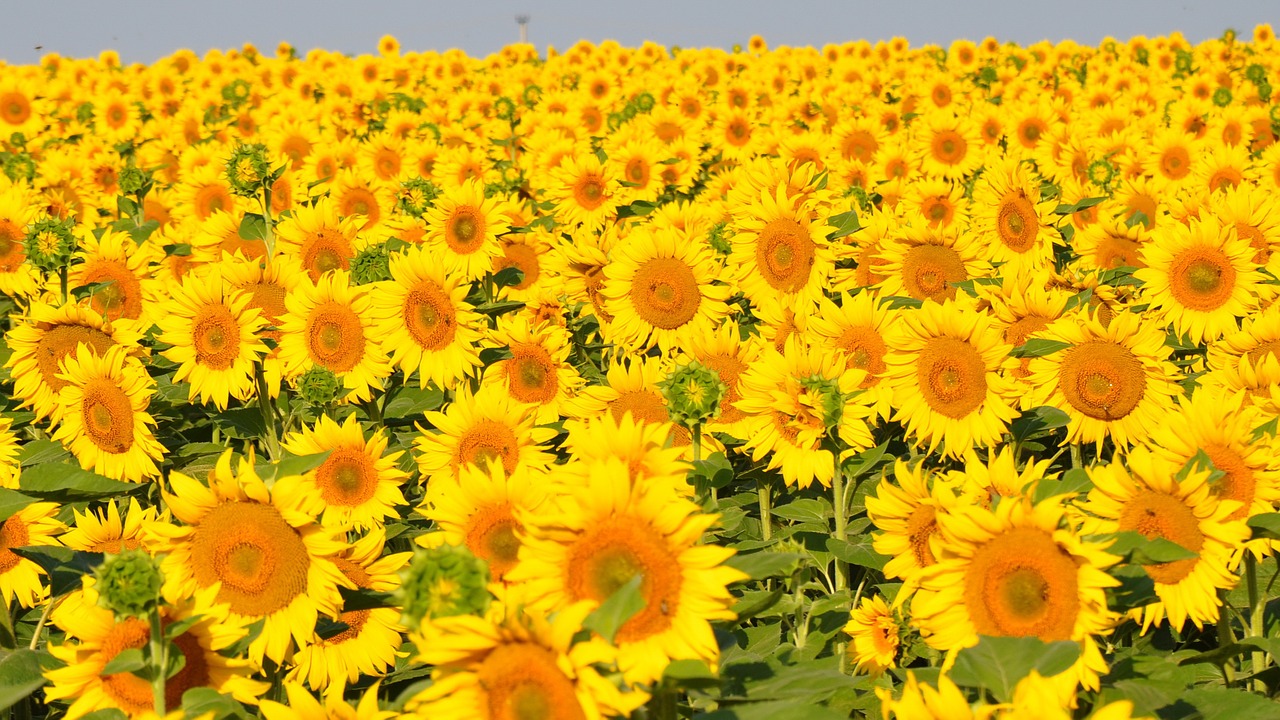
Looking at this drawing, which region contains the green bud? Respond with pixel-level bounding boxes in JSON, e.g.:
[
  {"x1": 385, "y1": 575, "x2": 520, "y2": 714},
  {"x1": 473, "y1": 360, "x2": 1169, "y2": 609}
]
[
  {"x1": 660, "y1": 361, "x2": 726, "y2": 430},
  {"x1": 707, "y1": 221, "x2": 732, "y2": 256},
  {"x1": 350, "y1": 242, "x2": 392, "y2": 285},
  {"x1": 24, "y1": 216, "x2": 77, "y2": 272},
  {"x1": 494, "y1": 96, "x2": 517, "y2": 122},
  {"x1": 1086, "y1": 158, "x2": 1116, "y2": 188},
  {"x1": 1212, "y1": 87, "x2": 1233, "y2": 107},
  {"x1": 118, "y1": 166, "x2": 150, "y2": 196},
  {"x1": 95, "y1": 549, "x2": 163, "y2": 619},
  {"x1": 296, "y1": 365, "x2": 343, "y2": 406},
  {"x1": 397, "y1": 177, "x2": 442, "y2": 218},
  {"x1": 226, "y1": 142, "x2": 271, "y2": 197},
  {"x1": 2, "y1": 152, "x2": 35, "y2": 183},
  {"x1": 398, "y1": 544, "x2": 491, "y2": 628},
  {"x1": 798, "y1": 374, "x2": 844, "y2": 434}
]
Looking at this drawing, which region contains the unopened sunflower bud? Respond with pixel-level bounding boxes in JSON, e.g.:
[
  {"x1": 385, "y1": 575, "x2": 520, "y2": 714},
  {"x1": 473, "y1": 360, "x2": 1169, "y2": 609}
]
[
  {"x1": 24, "y1": 216, "x2": 77, "y2": 272},
  {"x1": 798, "y1": 374, "x2": 844, "y2": 434},
  {"x1": 226, "y1": 142, "x2": 270, "y2": 197},
  {"x1": 296, "y1": 365, "x2": 342, "y2": 406},
  {"x1": 95, "y1": 549, "x2": 163, "y2": 619},
  {"x1": 397, "y1": 177, "x2": 441, "y2": 218},
  {"x1": 118, "y1": 165, "x2": 150, "y2": 196},
  {"x1": 350, "y1": 243, "x2": 392, "y2": 285},
  {"x1": 660, "y1": 361, "x2": 726, "y2": 429},
  {"x1": 398, "y1": 544, "x2": 491, "y2": 627}
]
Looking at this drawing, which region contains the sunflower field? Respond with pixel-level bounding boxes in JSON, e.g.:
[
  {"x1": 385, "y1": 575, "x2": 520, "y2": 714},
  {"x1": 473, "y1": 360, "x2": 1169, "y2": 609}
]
[{"x1": 0, "y1": 24, "x2": 1279, "y2": 719}]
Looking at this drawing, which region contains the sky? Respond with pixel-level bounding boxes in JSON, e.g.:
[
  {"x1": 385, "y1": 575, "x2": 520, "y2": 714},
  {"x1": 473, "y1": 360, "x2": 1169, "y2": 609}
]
[{"x1": 2, "y1": 0, "x2": 1277, "y2": 65}]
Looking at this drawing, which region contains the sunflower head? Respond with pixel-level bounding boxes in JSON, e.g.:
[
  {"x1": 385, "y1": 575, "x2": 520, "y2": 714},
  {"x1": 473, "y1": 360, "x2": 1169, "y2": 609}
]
[
  {"x1": 295, "y1": 365, "x2": 344, "y2": 406},
  {"x1": 659, "y1": 360, "x2": 726, "y2": 429},
  {"x1": 24, "y1": 215, "x2": 76, "y2": 272},
  {"x1": 398, "y1": 543, "x2": 491, "y2": 628},
  {"x1": 226, "y1": 142, "x2": 272, "y2": 197},
  {"x1": 93, "y1": 548, "x2": 162, "y2": 619}
]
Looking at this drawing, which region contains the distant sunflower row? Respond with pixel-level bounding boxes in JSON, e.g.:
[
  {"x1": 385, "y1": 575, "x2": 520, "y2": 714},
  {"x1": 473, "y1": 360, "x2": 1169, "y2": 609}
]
[{"x1": 0, "y1": 23, "x2": 1276, "y2": 720}]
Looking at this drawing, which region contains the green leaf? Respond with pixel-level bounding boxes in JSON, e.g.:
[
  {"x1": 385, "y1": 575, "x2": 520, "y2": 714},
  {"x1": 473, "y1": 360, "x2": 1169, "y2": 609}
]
[
  {"x1": 162, "y1": 243, "x2": 192, "y2": 257},
  {"x1": 1032, "y1": 467, "x2": 1093, "y2": 503},
  {"x1": 582, "y1": 575, "x2": 644, "y2": 643},
  {"x1": 179, "y1": 687, "x2": 255, "y2": 720},
  {"x1": 17, "y1": 439, "x2": 69, "y2": 466},
  {"x1": 825, "y1": 537, "x2": 889, "y2": 570},
  {"x1": 1010, "y1": 406, "x2": 1071, "y2": 442},
  {"x1": 339, "y1": 586, "x2": 397, "y2": 611},
  {"x1": 213, "y1": 407, "x2": 267, "y2": 439},
  {"x1": 690, "y1": 453, "x2": 735, "y2": 492},
  {"x1": 1178, "y1": 643, "x2": 1256, "y2": 668},
  {"x1": 255, "y1": 450, "x2": 332, "y2": 482},
  {"x1": 1052, "y1": 195, "x2": 1107, "y2": 215},
  {"x1": 19, "y1": 464, "x2": 143, "y2": 502},
  {"x1": 383, "y1": 385, "x2": 446, "y2": 418},
  {"x1": 1010, "y1": 339, "x2": 1072, "y2": 358},
  {"x1": 1108, "y1": 564, "x2": 1158, "y2": 610},
  {"x1": 1247, "y1": 513, "x2": 1280, "y2": 541},
  {"x1": 698, "y1": 701, "x2": 851, "y2": 720},
  {"x1": 238, "y1": 213, "x2": 267, "y2": 241},
  {"x1": 1184, "y1": 688, "x2": 1280, "y2": 720},
  {"x1": 99, "y1": 648, "x2": 145, "y2": 676},
  {"x1": 732, "y1": 586, "x2": 787, "y2": 621},
  {"x1": 1105, "y1": 530, "x2": 1197, "y2": 564},
  {"x1": 616, "y1": 200, "x2": 657, "y2": 218},
  {"x1": 948, "y1": 636, "x2": 1080, "y2": 702},
  {"x1": 491, "y1": 266, "x2": 525, "y2": 287},
  {"x1": 826, "y1": 210, "x2": 861, "y2": 241},
  {"x1": 725, "y1": 551, "x2": 805, "y2": 581},
  {"x1": 771, "y1": 498, "x2": 830, "y2": 525},
  {"x1": 475, "y1": 300, "x2": 525, "y2": 317},
  {"x1": 662, "y1": 658, "x2": 720, "y2": 689},
  {"x1": 0, "y1": 488, "x2": 39, "y2": 524},
  {"x1": 0, "y1": 649, "x2": 49, "y2": 712}
]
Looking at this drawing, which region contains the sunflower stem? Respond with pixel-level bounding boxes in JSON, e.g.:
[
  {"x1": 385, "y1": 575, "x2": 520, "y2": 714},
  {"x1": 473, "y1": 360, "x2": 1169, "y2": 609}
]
[
  {"x1": 1247, "y1": 553, "x2": 1267, "y2": 690},
  {"x1": 758, "y1": 478, "x2": 772, "y2": 542},
  {"x1": 260, "y1": 185, "x2": 275, "y2": 257},
  {"x1": 58, "y1": 265, "x2": 67, "y2": 305},
  {"x1": 832, "y1": 450, "x2": 848, "y2": 592},
  {"x1": 254, "y1": 363, "x2": 281, "y2": 462},
  {"x1": 149, "y1": 609, "x2": 167, "y2": 716},
  {"x1": 27, "y1": 595, "x2": 61, "y2": 651},
  {"x1": 1218, "y1": 592, "x2": 1236, "y2": 685},
  {"x1": 1069, "y1": 442, "x2": 1082, "y2": 470},
  {"x1": 646, "y1": 686, "x2": 679, "y2": 720}
]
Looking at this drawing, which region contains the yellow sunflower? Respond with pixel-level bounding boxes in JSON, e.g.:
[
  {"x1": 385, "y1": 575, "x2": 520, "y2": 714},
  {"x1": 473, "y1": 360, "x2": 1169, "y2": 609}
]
[
  {"x1": 61, "y1": 498, "x2": 160, "y2": 554},
  {"x1": 675, "y1": 320, "x2": 762, "y2": 439},
  {"x1": 843, "y1": 595, "x2": 902, "y2": 678},
  {"x1": 44, "y1": 582, "x2": 267, "y2": 718},
  {"x1": 600, "y1": 227, "x2": 731, "y2": 354},
  {"x1": 146, "y1": 450, "x2": 353, "y2": 666},
  {"x1": 867, "y1": 460, "x2": 965, "y2": 587},
  {"x1": 809, "y1": 292, "x2": 903, "y2": 420},
  {"x1": 559, "y1": 410, "x2": 692, "y2": 497},
  {"x1": 729, "y1": 183, "x2": 836, "y2": 308},
  {"x1": 404, "y1": 603, "x2": 645, "y2": 719},
  {"x1": 0, "y1": 182, "x2": 42, "y2": 298},
  {"x1": 971, "y1": 158, "x2": 1055, "y2": 273},
  {"x1": 67, "y1": 229, "x2": 163, "y2": 330},
  {"x1": 281, "y1": 413, "x2": 408, "y2": 530},
  {"x1": 274, "y1": 197, "x2": 362, "y2": 282},
  {"x1": 157, "y1": 267, "x2": 270, "y2": 409},
  {"x1": 414, "y1": 383, "x2": 557, "y2": 488},
  {"x1": 1083, "y1": 446, "x2": 1250, "y2": 631},
  {"x1": 290, "y1": 529, "x2": 409, "y2": 694},
  {"x1": 1024, "y1": 310, "x2": 1182, "y2": 449},
  {"x1": 482, "y1": 315, "x2": 585, "y2": 424},
  {"x1": 52, "y1": 344, "x2": 165, "y2": 483},
  {"x1": 546, "y1": 153, "x2": 621, "y2": 234},
  {"x1": 278, "y1": 269, "x2": 391, "y2": 403},
  {"x1": 262, "y1": 682, "x2": 394, "y2": 720},
  {"x1": 1135, "y1": 216, "x2": 1260, "y2": 344},
  {"x1": 883, "y1": 299, "x2": 1019, "y2": 459},
  {"x1": 219, "y1": 253, "x2": 308, "y2": 399},
  {"x1": 876, "y1": 222, "x2": 987, "y2": 303},
  {"x1": 914, "y1": 111, "x2": 983, "y2": 180},
  {"x1": 0, "y1": 502, "x2": 63, "y2": 609},
  {"x1": 507, "y1": 456, "x2": 745, "y2": 685},
  {"x1": 423, "y1": 179, "x2": 512, "y2": 281}
]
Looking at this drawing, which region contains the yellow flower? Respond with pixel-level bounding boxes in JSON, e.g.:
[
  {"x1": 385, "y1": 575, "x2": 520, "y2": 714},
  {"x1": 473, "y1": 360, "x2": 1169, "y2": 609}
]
[{"x1": 281, "y1": 413, "x2": 408, "y2": 530}]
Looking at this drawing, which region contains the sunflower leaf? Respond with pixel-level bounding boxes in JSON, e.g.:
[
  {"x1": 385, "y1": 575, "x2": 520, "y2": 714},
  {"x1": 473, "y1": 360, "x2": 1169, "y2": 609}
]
[
  {"x1": 19, "y1": 464, "x2": 143, "y2": 502},
  {"x1": 256, "y1": 449, "x2": 332, "y2": 483},
  {"x1": 16, "y1": 439, "x2": 69, "y2": 467},
  {"x1": 725, "y1": 551, "x2": 805, "y2": 581},
  {"x1": 0, "y1": 489, "x2": 38, "y2": 524},
  {"x1": 0, "y1": 649, "x2": 48, "y2": 712},
  {"x1": 1010, "y1": 339, "x2": 1071, "y2": 358},
  {"x1": 11, "y1": 547, "x2": 104, "y2": 598},
  {"x1": 99, "y1": 648, "x2": 145, "y2": 677},
  {"x1": 491, "y1": 265, "x2": 524, "y2": 287},
  {"x1": 826, "y1": 210, "x2": 861, "y2": 241},
  {"x1": 1246, "y1": 513, "x2": 1280, "y2": 541},
  {"x1": 238, "y1": 212, "x2": 267, "y2": 241},
  {"x1": 949, "y1": 636, "x2": 1080, "y2": 702},
  {"x1": 582, "y1": 574, "x2": 644, "y2": 643},
  {"x1": 1105, "y1": 530, "x2": 1198, "y2": 564}
]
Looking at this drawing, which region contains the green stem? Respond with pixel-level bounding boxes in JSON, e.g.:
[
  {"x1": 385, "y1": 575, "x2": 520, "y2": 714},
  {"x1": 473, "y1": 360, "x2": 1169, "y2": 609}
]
[
  {"x1": 59, "y1": 266, "x2": 67, "y2": 305},
  {"x1": 260, "y1": 186, "x2": 275, "y2": 257},
  {"x1": 149, "y1": 611, "x2": 167, "y2": 716},
  {"x1": 1247, "y1": 554, "x2": 1267, "y2": 690},
  {"x1": 27, "y1": 596, "x2": 61, "y2": 651},
  {"x1": 692, "y1": 424, "x2": 702, "y2": 464},
  {"x1": 833, "y1": 450, "x2": 847, "y2": 592},
  {"x1": 647, "y1": 686, "x2": 678, "y2": 720},
  {"x1": 364, "y1": 397, "x2": 384, "y2": 427},
  {"x1": 1070, "y1": 442, "x2": 1083, "y2": 470},
  {"x1": 254, "y1": 363, "x2": 280, "y2": 462},
  {"x1": 1219, "y1": 592, "x2": 1236, "y2": 685},
  {"x1": 758, "y1": 478, "x2": 772, "y2": 542}
]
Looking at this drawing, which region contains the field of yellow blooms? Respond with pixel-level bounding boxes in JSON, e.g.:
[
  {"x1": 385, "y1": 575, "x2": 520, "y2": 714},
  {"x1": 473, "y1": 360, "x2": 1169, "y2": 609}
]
[{"x1": 0, "y1": 25, "x2": 1278, "y2": 719}]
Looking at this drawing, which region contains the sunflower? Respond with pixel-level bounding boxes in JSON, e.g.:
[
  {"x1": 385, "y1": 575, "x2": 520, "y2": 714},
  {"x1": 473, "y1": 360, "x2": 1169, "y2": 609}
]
[
  {"x1": 281, "y1": 413, "x2": 408, "y2": 530},
  {"x1": 867, "y1": 461, "x2": 966, "y2": 587},
  {"x1": 483, "y1": 315, "x2": 584, "y2": 424},
  {"x1": 493, "y1": 229, "x2": 555, "y2": 303},
  {"x1": 843, "y1": 595, "x2": 902, "y2": 678},
  {"x1": 188, "y1": 210, "x2": 267, "y2": 265},
  {"x1": 262, "y1": 682, "x2": 394, "y2": 720},
  {"x1": 1073, "y1": 215, "x2": 1148, "y2": 272},
  {"x1": 5, "y1": 300, "x2": 144, "y2": 423},
  {"x1": 0, "y1": 416, "x2": 20, "y2": 490},
  {"x1": 290, "y1": 530, "x2": 409, "y2": 694},
  {"x1": 1146, "y1": 388, "x2": 1280, "y2": 557},
  {"x1": 912, "y1": 495, "x2": 1118, "y2": 692},
  {"x1": 1135, "y1": 216, "x2": 1260, "y2": 344},
  {"x1": 219, "y1": 253, "x2": 308, "y2": 399},
  {"x1": 146, "y1": 450, "x2": 352, "y2": 666},
  {"x1": 507, "y1": 456, "x2": 745, "y2": 685},
  {"x1": 876, "y1": 671, "x2": 974, "y2": 720},
  {"x1": 157, "y1": 267, "x2": 270, "y2": 409},
  {"x1": 546, "y1": 153, "x2": 621, "y2": 234},
  {"x1": 420, "y1": 460, "x2": 550, "y2": 591},
  {"x1": 0, "y1": 182, "x2": 42, "y2": 298},
  {"x1": 1143, "y1": 128, "x2": 1199, "y2": 186},
  {"x1": 414, "y1": 383, "x2": 558, "y2": 488},
  {"x1": 1083, "y1": 446, "x2": 1250, "y2": 631},
  {"x1": 674, "y1": 320, "x2": 761, "y2": 439},
  {"x1": 729, "y1": 182, "x2": 836, "y2": 308},
  {"x1": 558, "y1": 412, "x2": 692, "y2": 497},
  {"x1": 876, "y1": 223, "x2": 987, "y2": 303},
  {"x1": 978, "y1": 271, "x2": 1073, "y2": 380},
  {"x1": 0, "y1": 502, "x2": 63, "y2": 609},
  {"x1": 278, "y1": 269, "x2": 391, "y2": 404},
  {"x1": 971, "y1": 158, "x2": 1055, "y2": 273},
  {"x1": 1209, "y1": 184, "x2": 1280, "y2": 269},
  {"x1": 274, "y1": 197, "x2": 361, "y2": 283},
  {"x1": 734, "y1": 339, "x2": 874, "y2": 489},
  {"x1": 404, "y1": 603, "x2": 645, "y2": 719},
  {"x1": 52, "y1": 344, "x2": 165, "y2": 483},
  {"x1": 423, "y1": 179, "x2": 512, "y2": 281},
  {"x1": 808, "y1": 292, "x2": 902, "y2": 419},
  {"x1": 567, "y1": 356, "x2": 707, "y2": 456},
  {"x1": 915, "y1": 111, "x2": 983, "y2": 180},
  {"x1": 61, "y1": 498, "x2": 161, "y2": 554},
  {"x1": 883, "y1": 299, "x2": 1019, "y2": 458},
  {"x1": 44, "y1": 582, "x2": 267, "y2": 718},
  {"x1": 68, "y1": 229, "x2": 163, "y2": 330},
  {"x1": 1024, "y1": 310, "x2": 1182, "y2": 449},
  {"x1": 0, "y1": 75, "x2": 44, "y2": 137}
]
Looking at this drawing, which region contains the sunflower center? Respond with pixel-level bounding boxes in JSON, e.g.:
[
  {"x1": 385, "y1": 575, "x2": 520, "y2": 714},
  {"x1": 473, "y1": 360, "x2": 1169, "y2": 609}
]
[
  {"x1": 466, "y1": 505, "x2": 522, "y2": 580},
  {"x1": 755, "y1": 218, "x2": 816, "y2": 293},
  {"x1": 81, "y1": 378, "x2": 136, "y2": 454},
  {"x1": 1118, "y1": 490, "x2": 1205, "y2": 585},
  {"x1": 1094, "y1": 233, "x2": 1145, "y2": 269},
  {"x1": 901, "y1": 244, "x2": 967, "y2": 301},
  {"x1": 1170, "y1": 249, "x2": 1235, "y2": 311},
  {"x1": 569, "y1": 517, "x2": 682, "y2": 642},
  {"x1": 1203, "y1": 444, "x2": 1255, "y2": 521},
  {"x1": 1160, "y1": 147, "x2": 1191, "y2": 179},
  {"x1": 997, "y1": 194, "x2": 1038, "y2": 252},
  {"x1": 448, "y1": 209, "x2": 485, "y2": 252},
  {"x1": 478, "y1": 643, "x2": 587, "y2": 720},
  {"x1": 0, "y1": 220, "x2": 25, "y2": 269},
  {"x1": 573, "y1": 175, "x2": 606, "y2": 210},
  {"x1": 193, "y1": 303, "x2": 241, "y2": 370},
  {"x1": 99, "y1": 618, "x2": 154, "y2": 713},
  {"x1": 630, "y1": 256, "x2": 701, "y2": 330},
  {"x1": 838, "y1": 326, "x2": 887, "y2": 388},
  {"x1": 0, "y1": 516, "x2": 29, "y2": 573},
  {"x1": 698, "y1": 353, "x2": 747, "y2": 425},
  {"x1": 507, "y1": 344, "x2": 558, "y2": 406},
  {"x1": 906, "y1": 505, "x2": 938, "y2": 568},
  {"x1": 315, "y1": 449, "x2": 378, "y2": 506},
  {"x1": 1058, "y1": 341, "x2": 1146, "y2": 421},
  {"x1": 404, "y1": 281, "x2": 457, "y2": 351},
  {"x1": 36, "y1": 325, "x2": 116, "y2": 392},
  {"x1": 610, "y1": 390, "x2": 688, "y2": 447},
  {"x1": 916, "y1": 336, "x2": 988, "y2": 419},
  {"x1": 456, "y1": 420, "x2": 519, "y2": 474},
  {"x1": 496, "y1": 242, "x2": 540, "y2": 289},
  {"x1": 0, "y1": 92, "x2": 30, "y2": 124},
  {"x1": 82, "y1": 260, "x2": 143, "y2": 321},
  {"x1": 189, "y1": 501, "x2": 310, "y2": 616},
  {"x1": 305, "y1": 301, "x2": 366, "y2": 372},
  {"x1": 964, "y1": 527, "x2": 1079, "y2": 641},
  {"x1": 932, "y1": 131, "x2": 967, "y2": 164}
]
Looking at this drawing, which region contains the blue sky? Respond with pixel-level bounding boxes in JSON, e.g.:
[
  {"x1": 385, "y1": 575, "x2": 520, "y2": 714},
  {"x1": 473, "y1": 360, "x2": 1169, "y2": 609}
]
[{"x1": 3, "y1": 0, "x2": 1276, "y2": 64}]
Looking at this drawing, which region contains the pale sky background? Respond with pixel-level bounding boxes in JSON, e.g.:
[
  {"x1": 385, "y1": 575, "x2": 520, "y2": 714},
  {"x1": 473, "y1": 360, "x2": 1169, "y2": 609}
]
[{"x1": 2, "y1": 0, "x2": 1277, "y2": 65}]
